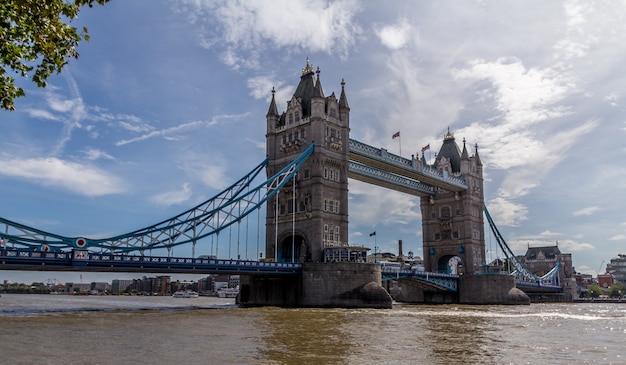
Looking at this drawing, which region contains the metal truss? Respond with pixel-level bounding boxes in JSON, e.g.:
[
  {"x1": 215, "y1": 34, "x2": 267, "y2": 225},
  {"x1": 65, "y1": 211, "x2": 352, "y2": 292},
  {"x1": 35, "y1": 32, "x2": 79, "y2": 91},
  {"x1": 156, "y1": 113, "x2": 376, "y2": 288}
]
[
  {"x1": 0, "y1": 143, "x2": 315, "y2": 254},
  {"x1": 484, "y1": 206, "x2": 561, "y2": 288},
  {"x1": 382, "y1": 269, "x2": 459, "y2": 291}
]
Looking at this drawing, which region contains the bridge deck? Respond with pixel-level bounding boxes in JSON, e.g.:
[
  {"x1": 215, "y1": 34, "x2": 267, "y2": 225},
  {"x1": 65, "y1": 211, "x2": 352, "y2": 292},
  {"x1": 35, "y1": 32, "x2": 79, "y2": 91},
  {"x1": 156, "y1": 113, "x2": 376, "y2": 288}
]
[{"x1": 0, "y1": 249, "x2": 301, "y2": 275}]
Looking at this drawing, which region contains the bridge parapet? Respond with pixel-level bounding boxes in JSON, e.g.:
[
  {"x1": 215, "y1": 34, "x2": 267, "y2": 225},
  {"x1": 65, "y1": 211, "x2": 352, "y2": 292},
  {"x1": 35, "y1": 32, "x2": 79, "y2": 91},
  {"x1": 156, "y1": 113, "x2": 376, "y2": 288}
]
[
  {"x1": 382, "y1": 268, "x2": 459, "y2": 291},
  {"x1": 419, "y1": 165, "x2": 466, "y2": 187},
  {"x1": 349, "y1": 139, "x2": 413, "y2": 169},
  {"x1": 348, "y1": 161, "x2": 435, "y2": 195},
  {"x1": 348, "y1": 138, "x2": 467, "y2": 190},
  {"x1": 0, "y1": 248, "x2": 301, "y2": 274}
]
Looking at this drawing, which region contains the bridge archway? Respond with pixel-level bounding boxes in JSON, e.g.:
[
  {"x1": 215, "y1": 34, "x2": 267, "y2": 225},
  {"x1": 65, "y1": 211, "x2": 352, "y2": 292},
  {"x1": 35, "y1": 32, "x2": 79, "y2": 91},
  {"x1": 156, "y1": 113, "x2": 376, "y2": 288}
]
[
  {"x1": 278, "y1": 234, "x2": 309, "y2": 263},
  {"x1": 437, "y1": 255, "x2": 463, "y2": 275}
]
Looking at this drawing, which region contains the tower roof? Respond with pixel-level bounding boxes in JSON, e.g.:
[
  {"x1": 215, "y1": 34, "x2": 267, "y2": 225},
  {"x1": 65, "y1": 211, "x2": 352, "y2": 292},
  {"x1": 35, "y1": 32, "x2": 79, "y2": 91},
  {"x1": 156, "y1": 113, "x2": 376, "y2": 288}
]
[
  {"x1": 339, "y1": 78, "x2": 350, "y2": 109},
  {"x1": 293, "y1": 59, "x2": 317, "y2": 117},
  {"x1": 435, "y1": 128, "x2": 462, "y2": 172},
  {"x1": 266, "y1": 87, "x2": 279, "y2": 118}
]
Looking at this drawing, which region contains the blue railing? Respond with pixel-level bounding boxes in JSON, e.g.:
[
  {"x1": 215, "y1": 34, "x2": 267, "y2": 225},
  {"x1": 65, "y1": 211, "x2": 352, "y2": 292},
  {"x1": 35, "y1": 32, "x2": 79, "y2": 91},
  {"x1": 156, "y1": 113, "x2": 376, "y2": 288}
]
[
  {"x1": 0, "y1": 249, "x2": 301, "y2": 274},
  {"x1": 348, "y1": 139, "x2": 467, "y2": 189},
  {"x1": 381, "y1": 268, "x2": 459, "y2": 291}
]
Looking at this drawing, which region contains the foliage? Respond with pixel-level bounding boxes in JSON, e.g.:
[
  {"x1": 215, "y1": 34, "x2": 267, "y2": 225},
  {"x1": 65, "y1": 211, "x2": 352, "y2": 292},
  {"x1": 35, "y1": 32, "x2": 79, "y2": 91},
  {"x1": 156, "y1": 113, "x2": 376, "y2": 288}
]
[
  {"x1": 0, "y1": 0, "x2": 109, "y2": 110},
  {"x1": 587, "y1": 283, "x2": 604, "y2": 298},
  {"x1": 608, "y1": 281, "x2": 625, "y2": 298}
]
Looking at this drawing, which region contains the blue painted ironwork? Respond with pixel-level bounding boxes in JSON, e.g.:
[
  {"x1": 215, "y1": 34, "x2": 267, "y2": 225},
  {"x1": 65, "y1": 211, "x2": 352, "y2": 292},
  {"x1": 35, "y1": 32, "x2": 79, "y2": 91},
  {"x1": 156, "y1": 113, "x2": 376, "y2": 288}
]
[
  {"x1": 348, "y1": 161, "x2": 436, "y2": 196},
  {"x1": 0, "y1": 248, "x2": 301, "y2": 274},
  {"x1": 381, "y1": 268, "x2": 458, "y2": 291},
  {"x1": 484, "y1": 205, "x2": 562, "y2": 289},
  {"x1": 0, "y1": 143, "x2": 315, "y2": 254},
  {"x1": 348, "y1": 138, "x2": 467, "y2": 191}
]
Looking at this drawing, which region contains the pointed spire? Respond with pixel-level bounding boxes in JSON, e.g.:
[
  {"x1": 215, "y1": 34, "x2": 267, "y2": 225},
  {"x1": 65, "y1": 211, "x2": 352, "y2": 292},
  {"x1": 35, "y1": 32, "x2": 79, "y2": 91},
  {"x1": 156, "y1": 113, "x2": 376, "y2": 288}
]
[
  {"x1": 461, "y1": 137, "x2": 469, "y2": 159},
  {"x1": 266, "y1": 86, "x2": 279, "y2": 117},
  {"x1": 313, "y1": 66, "x2": 324, "y2": 98},
  {"x1": 339, "y1": 78, "x2": 350, "y2": 109},
  {"x1": 474, "y1": 142, "x2": 482, "y2": 165}
]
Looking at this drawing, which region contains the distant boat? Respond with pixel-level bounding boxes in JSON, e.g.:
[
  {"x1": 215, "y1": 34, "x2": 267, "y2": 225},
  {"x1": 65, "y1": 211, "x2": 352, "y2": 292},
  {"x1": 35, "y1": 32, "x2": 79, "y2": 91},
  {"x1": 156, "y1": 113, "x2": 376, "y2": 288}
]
[
  {"x1": 172, "y1": 290, "x2": 199, "y2": 298},
  {"x1": 216, "y1": 287, "x2": 239, "y2": 298}
]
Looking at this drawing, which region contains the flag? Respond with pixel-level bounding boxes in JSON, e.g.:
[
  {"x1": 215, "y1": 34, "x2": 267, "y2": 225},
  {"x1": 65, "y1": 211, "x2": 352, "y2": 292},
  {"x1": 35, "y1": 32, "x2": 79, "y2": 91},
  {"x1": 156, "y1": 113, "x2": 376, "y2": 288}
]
[
  {"x1": 369, "y1": 231, "x2": 376, "y2": 236},
  {"x1": 421, "y1": 144, "x2": 430, "y2": 152},
  {"x1": 392, "y1": 131, "x2": 400, "y2": 139}
]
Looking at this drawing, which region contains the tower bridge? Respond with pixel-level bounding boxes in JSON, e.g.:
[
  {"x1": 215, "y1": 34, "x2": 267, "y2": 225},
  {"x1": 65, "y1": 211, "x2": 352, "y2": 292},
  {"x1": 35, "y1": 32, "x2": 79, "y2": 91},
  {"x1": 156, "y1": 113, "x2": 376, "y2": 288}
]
[{"x1": 1, "y1": 60, "x2": 570, "y2": 307}]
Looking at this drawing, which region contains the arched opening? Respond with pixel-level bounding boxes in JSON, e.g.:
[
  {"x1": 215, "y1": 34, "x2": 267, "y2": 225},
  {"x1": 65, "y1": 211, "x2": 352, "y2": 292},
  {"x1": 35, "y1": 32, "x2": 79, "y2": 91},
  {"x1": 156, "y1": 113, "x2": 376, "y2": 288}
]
[
  {"x1": 278, "y1": 234, "x2": 308, "y2": 263},
  {"x1": 437, "y1": 255, "x2": 463, "y2": 275}
]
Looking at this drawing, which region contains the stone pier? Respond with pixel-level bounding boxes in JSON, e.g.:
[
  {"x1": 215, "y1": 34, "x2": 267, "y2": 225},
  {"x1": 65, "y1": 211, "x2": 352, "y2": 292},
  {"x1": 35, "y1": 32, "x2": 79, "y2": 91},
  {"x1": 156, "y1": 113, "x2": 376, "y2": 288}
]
[{"x1": 238, "y1": 262, "x2": 392, "y2": 309}]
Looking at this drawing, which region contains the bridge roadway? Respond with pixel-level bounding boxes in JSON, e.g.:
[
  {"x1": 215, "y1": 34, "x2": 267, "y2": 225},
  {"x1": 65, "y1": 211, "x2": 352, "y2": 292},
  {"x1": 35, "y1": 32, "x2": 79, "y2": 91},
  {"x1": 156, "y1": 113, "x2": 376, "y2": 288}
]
[
  {"x1": 381, "y1": 268, "x2": 459, "y2": 291},
  {"x1": 0, "y1": 249, "x2": 300, "y2": 275},
  {"x1": 380, "y1": 268, "x2": 563, "y2": 293}
]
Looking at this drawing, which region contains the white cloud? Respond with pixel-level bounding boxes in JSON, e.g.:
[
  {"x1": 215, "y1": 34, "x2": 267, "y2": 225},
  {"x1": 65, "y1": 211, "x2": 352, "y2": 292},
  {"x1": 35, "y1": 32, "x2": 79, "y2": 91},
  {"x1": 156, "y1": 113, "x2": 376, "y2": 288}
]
[
  {"x1": 375, "y1": 20, "x2": 413, "y2": 50},
  {"x1": 608, "y1": 234, "x2": 625, "y2": 241},
  {"x1": 0, "y1": 157, "x2": 125, "y2": 196},
  {"x1": 26, "y1": 109, "x2": 60, "y2": 121},
  {"x1": 486, "y1": 197, "x2": 528, "y2": 227},
  {"x1": 150, "y1": 183, "x2": 192, "y2": 207},
  {"x1": 348, "y1": 180, "x2": 421, "y2": 227},
  {"x1": 116, "y1": 113, "x2": 248, "y2": 146},
  {"x1": 572, "y1": 206, "x2": 600, "y2": 217},
  {"x1": 454, "y1": 57, "x2": 573, "y2": 129},
  {"x1": 177, "y1": 0, "x2": 361, "y2": 69},
  {"x1": 82, "y1": 148, "x2": 115, "y2": 161}
]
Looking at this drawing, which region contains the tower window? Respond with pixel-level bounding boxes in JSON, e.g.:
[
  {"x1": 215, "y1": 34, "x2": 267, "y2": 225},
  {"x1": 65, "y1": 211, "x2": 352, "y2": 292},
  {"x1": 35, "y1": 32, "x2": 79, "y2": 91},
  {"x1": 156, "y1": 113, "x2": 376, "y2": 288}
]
[{"x1": 441, "y1": 206, "x2": 451, "y2": 218}]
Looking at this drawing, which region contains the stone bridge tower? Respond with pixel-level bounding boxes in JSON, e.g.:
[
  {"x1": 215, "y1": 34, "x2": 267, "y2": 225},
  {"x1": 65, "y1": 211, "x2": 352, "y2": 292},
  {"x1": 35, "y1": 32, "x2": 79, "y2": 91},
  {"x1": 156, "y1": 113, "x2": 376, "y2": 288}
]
[
  {"x1": 265, "y1": 60, "x2": 350, "y2": 263},
  {"x1": 420, "y1": 129, "x2": 485, "y2": 274}
]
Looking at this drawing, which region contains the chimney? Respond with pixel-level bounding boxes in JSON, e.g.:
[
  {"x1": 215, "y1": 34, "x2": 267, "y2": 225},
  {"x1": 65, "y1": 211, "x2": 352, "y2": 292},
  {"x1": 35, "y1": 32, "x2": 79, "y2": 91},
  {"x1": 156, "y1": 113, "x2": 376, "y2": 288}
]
[{"x1": 398, "y1": 240, "x2": 403, "y2": 257}]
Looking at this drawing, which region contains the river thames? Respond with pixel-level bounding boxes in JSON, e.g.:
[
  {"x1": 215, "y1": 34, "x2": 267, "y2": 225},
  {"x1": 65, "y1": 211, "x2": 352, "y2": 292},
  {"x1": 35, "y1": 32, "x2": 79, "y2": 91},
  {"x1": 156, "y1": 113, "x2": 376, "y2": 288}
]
[{"x1": 0, "y1": 294, "x2": 624, "y2": 364}]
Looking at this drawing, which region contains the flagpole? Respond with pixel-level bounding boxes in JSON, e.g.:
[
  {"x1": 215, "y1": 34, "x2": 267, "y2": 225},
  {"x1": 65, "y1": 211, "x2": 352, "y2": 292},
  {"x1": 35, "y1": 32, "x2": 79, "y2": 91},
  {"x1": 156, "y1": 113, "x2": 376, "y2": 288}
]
[{"x1": 399, "y1": 134, "x2": 402, "y2": 157}]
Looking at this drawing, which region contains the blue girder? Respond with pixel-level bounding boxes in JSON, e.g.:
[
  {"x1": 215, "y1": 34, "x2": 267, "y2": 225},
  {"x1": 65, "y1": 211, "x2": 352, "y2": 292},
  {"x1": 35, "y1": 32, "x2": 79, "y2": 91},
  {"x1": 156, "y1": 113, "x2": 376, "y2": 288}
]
[
  {"x1": 484, "y1": 206, "x2": 562, "y2": 289},
  {"x1": 0, "y1": 248, "x2": 301, "y2": 274},
  {"x1": 382, "y1": 269, "x2": 458, "y2": 291},
  {"x1": 348, "y1": 138, "x2": 467, "y2": 192},
  {"x1": 0, "y1": 143, "x2": 315, "y2": 254}
]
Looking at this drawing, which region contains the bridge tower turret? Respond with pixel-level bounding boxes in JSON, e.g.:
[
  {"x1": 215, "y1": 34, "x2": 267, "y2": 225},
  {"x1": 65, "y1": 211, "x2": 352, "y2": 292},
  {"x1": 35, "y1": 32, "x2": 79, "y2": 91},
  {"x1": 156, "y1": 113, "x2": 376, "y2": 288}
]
[
  {"x1": 265, "y1": 60, "x2": 350, "y2": 263},
  {"x1": 420, "y1": 129, "x2": 485, "y2": 274}
]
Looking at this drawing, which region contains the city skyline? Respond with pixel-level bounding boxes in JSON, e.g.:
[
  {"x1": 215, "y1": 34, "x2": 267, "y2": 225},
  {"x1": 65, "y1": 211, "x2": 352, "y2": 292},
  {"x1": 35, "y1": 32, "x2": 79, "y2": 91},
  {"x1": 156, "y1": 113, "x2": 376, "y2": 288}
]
[{"x1": 2, "y1": 1, "x2": 626, "y2": 283}]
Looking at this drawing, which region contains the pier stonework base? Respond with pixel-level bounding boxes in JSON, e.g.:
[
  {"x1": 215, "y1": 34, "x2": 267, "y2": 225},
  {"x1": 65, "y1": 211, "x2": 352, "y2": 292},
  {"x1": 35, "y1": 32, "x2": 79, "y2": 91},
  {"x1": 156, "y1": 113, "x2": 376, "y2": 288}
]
[
  {"x1": 458, "y1": 274, "x2": 530, "y2": 305},
  {"x1": 238, "y1": 263, "x2": 392, "y2": 308},
  {"x1": 300, "y1": 262, "x2": 392, "y2": 309},
  {"x1": 238, "y1": 275, "x2": 300, "y2": 307}
]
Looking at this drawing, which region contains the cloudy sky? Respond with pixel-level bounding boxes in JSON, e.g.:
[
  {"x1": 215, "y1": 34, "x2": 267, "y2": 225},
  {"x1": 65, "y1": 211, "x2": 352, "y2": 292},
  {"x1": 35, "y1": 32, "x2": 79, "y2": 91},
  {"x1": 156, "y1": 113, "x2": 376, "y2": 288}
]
[{"x1": 1, "y1": 0, "x2": 625, "y2": 283}]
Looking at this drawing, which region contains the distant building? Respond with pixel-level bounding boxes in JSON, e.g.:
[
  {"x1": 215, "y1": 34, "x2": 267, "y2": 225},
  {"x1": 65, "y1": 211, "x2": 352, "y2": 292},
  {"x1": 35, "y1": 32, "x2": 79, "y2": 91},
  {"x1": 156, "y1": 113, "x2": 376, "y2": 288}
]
[
  {"x1": 65, "y1": 282, "x2": 90, "y2": 294},
  {"x1": 518, "y1": 244, "x2": 576, "y2": 300},
  {"x1": 111, "y1": 279, "x2": 133, "y2": 293},
  {"x1": 606, "y1": 254, "x2": 626, "y2": 285},
  {"x1": 598, "y1": 274, "x2": 613, "y2": 288},
  {"x1": 91, "y1": 282, "x2": 110, "y2": 294},
  {"x1": 518, "y1": 244, "x2": 573, "y2": 280}
]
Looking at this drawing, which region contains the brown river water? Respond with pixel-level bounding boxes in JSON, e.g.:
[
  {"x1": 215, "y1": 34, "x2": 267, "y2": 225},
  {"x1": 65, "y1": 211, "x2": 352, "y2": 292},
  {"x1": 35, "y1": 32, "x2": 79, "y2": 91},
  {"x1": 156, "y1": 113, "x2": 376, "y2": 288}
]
[{"x1": 0, "y1": 294, "x2": 624, "y2": 365}]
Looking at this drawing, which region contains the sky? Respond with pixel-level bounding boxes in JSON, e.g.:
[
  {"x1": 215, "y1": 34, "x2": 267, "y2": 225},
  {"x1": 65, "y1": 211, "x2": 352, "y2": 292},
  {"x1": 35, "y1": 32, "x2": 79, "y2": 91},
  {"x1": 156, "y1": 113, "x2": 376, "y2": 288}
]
[{"x1": 1, "y1": 0, "x2": 625, "y2": 283}]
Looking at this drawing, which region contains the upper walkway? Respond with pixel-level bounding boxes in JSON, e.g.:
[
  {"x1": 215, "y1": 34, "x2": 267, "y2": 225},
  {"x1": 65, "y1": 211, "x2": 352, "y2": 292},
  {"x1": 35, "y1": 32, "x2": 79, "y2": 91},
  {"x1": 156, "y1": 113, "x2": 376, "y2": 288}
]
[{"x1": 348, "y1": 139, "x2": 467, "y2": 196}]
